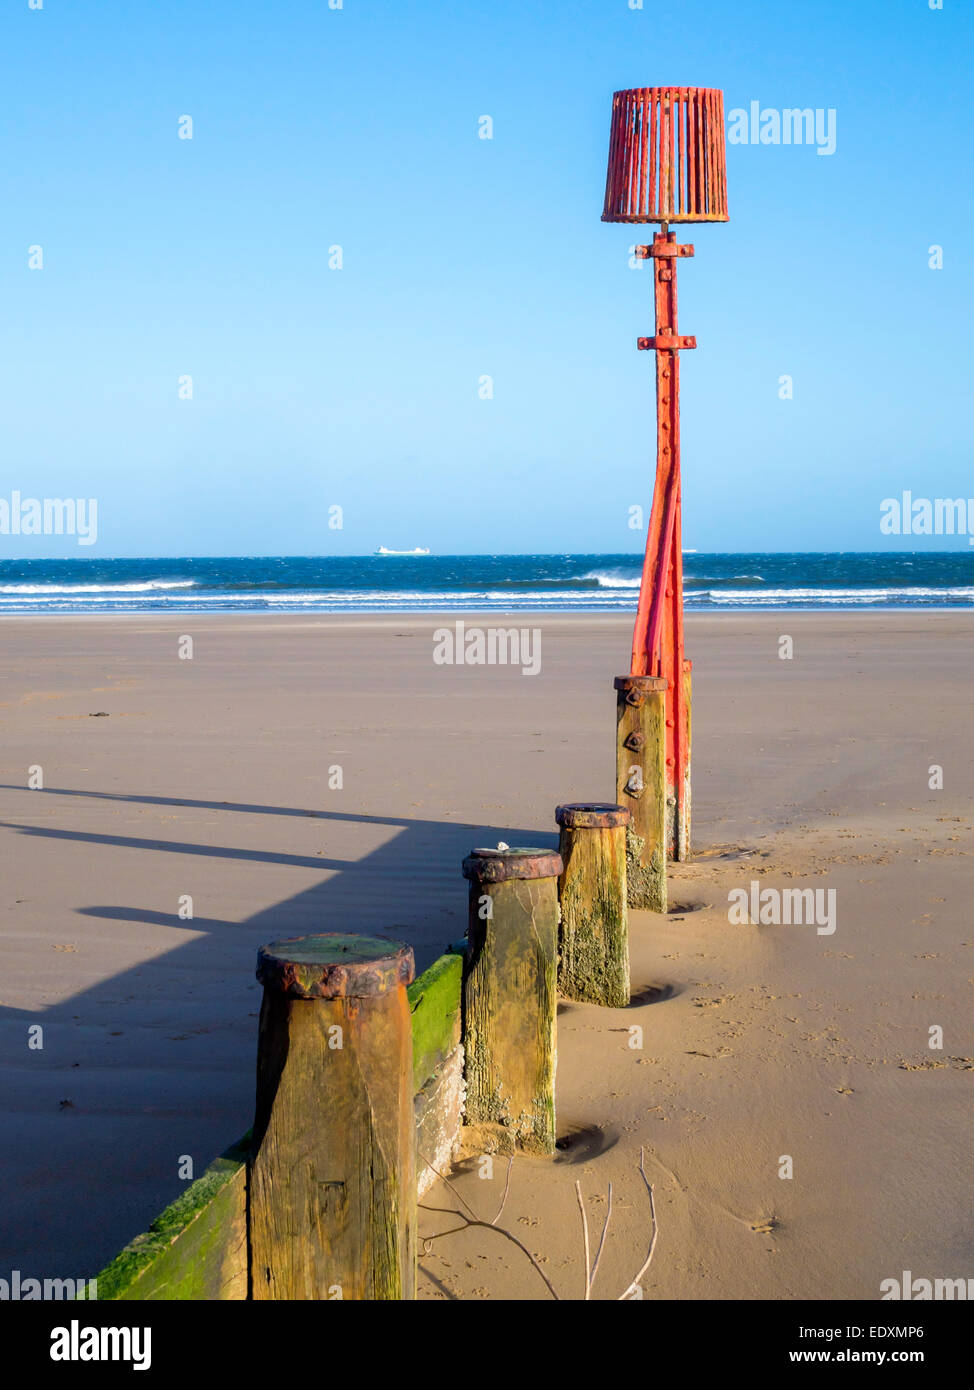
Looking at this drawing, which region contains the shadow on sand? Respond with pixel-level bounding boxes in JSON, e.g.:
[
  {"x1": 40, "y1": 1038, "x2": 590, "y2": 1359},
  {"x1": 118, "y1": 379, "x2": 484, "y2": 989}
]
[{"x1": 0, "y1": 784, "x2": 558, "y2": 1276}]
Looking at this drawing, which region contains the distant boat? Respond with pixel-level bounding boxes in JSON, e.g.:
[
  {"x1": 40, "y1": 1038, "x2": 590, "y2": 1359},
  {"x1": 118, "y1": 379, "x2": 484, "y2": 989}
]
[{"x1": 375, "y1": 546, "x2": 430, "y2": 556}]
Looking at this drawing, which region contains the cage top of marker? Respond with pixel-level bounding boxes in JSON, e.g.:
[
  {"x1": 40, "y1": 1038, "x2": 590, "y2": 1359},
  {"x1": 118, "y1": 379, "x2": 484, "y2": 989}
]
[{"x1": 602, "y1": 87, "x2": 729, "y2": 224}]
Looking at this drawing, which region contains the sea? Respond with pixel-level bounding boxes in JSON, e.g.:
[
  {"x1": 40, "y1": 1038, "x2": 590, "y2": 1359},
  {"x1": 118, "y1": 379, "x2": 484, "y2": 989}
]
[{"x1": 0, "y1": 554, "x2": 971, "y2": 615}]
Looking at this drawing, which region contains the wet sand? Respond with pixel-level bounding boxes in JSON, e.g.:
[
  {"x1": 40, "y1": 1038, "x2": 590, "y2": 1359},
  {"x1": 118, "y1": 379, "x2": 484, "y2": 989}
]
[{"x1": 0, "y1": 610, "x2": 970, "y2": 1298}]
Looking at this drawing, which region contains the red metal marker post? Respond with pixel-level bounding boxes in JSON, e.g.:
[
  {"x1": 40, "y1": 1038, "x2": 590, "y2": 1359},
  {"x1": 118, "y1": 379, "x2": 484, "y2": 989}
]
[{"x1": 603, "y1": 87, "x2": 728, "y2": 873}]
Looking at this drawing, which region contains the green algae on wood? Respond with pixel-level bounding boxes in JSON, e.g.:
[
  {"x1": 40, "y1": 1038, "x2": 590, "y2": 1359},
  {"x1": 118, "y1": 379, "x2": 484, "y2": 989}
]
[
  {"x1": 92, "y1": 1135, "x2": 250, "y2": 1301},
  {"x1": 556, "y1": 804, "x2": 630, "y2": 1007},
  {"x1": 90, "y1": 944, "x2": 463, "y2": 1301},
  {"x1": 407, "y1": 951, "x2": 463, "y2": 1093}
]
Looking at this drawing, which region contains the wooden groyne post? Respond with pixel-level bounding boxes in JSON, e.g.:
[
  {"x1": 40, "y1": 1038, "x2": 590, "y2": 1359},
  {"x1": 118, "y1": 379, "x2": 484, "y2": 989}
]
[
  {"x1": 249, "y1": 933, "x2": 416, "y2": 1301},
  {"x1": 615, "y1": 673, "x2": 668, "y2": 912},
  {"x1": 461, "y1": 847, "x2": 562, "y2": 1156},
  {"x1": 555, "y1": 802, "x2": 630, "y2": 1007}
]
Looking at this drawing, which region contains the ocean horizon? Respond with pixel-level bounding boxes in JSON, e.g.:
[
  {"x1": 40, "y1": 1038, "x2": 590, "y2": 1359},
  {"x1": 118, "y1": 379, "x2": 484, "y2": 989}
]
[{"x1": 0, "y1": 553, "x2": 971, "y2": 615}]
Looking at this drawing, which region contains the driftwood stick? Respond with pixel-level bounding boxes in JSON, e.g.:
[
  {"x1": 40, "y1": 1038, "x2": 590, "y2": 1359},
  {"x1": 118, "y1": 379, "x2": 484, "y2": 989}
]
[
  {"x1": 618, "y1": 1149, "x2": 659, "y2": 1300},
  {"x1": 420, "y1": 1148, "x2": 658, "y2": 1302},
  {"x1": 419, "y1": 1152, "x2": 558, "y2": 1300},
  {"x1": 575, "y1": 1180, "x2": 592, "y2": 1300},
  {"x1": 491, "y1": 1156, "x2": 515, "y2": 1226},
  {"x1": 589, "y1": 1180, "x2": 613, "y2": 1293}
]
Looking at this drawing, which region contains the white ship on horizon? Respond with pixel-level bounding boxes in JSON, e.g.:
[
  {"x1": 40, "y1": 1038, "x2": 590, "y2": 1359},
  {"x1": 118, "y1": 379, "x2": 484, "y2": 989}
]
[{"x1": 375, "y1": 546, "x2": 431, "y2": 556}]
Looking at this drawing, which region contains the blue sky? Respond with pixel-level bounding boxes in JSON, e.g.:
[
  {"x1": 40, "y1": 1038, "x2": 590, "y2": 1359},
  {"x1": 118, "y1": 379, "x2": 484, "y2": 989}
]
[{"x1": 2, "y1": 0, "x2": 971, "y2": 557}]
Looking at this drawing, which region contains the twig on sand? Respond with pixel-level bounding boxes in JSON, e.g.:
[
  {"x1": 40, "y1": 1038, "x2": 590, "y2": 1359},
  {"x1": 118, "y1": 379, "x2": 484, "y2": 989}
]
[
  {"x1": 419, "y1": 1146, "x2": 658, "y2": 1301},
  {"x1": 419, "y1": 1152, "x2": 560, "y2": 1301},
  {"x1": 616, "y1": 1148, "x2": 658, "y2": 1300},
  {"x1": 590, "y1": 1180, "x2": 613, "y2": 1293},
  {"x1": 575, "y1": 1180, "x2": 591, "y2": 1299},
  {"x1": 491, "y1": 1155, "x2": 514, "y2": 1226}
]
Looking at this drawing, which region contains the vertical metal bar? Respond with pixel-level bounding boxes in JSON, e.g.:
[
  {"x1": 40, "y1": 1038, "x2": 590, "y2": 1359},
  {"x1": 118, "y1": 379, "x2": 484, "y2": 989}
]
[
  {"x1": 631, "y1": 93, "x2": 641, "y2": 217},
  {"x1": 697, "y1": 90, "x2": 706, "y2": 213},
  {"x1": 648, "y1": 91, "x2": 657, "y2": 218},
  {"x1": 619, "y1": 91, "x2": 631, "y2": 215},
  {"x1": 684, "y1": 94, "x2": 692, "y2": 217},
  {"x1": 667, "y1": 241, "x2": 687, "y2": 857},
  {"x1": 669, "y1": 91, "x2": 677, "y2": 218},
  {"x1": 638, "y1": 91, "x2": 649, "y2": 218},
  {"x1": 694, "y1": 90, "x2": 703, "y2": 215},
  {"x1": 604, "y1": 99, "x2": 615, "y2": 218},
  {"x1": 685, "y1": 91, "x2": 691, "y2": 215},
  {"x1": 711, "y1": 91, "x2": 720, "y2": 217},
  {"x1": 700, "y1": 91, "x2": 705, "y2": 214},
  {"x1": 715, "y1": 90, "x2": 728, "y2": 216},
  {"x1": 627, "y1": 91, "x2": 640, "y2": 217},
  {"x1": 604, "y1": 94, "x2": 620, "y2": 218},
  {"x1": 676, "y1": 92, "x2": 684, "y2": 216},
  {"x1": 661, "y1": 90, "x2": 669, "y2": 219},
  {"x1": 620, "y1": 93, "x2": 631, "y2": 216}
]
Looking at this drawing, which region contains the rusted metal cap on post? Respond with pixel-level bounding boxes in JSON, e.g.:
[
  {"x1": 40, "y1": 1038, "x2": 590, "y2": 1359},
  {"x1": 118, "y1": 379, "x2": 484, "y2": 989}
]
[
  {"x1": 462, "y1": 847, "x2": 563, "y2": 883},
  {"x1": 614, "y1": 674, "x2": 668, "y2": 693},
  {"x1": 556, "y1": 802, "x2": 630, "y2": 830},
  {"x1": 614, "y1": 673, "x2": 668, "y2": 708},
  {"x1": 256, "y1": 933, "x2": 414, "y2": 999},
  {"x1": 602, "y1": 87, "x2": 729, "y2": 224}
]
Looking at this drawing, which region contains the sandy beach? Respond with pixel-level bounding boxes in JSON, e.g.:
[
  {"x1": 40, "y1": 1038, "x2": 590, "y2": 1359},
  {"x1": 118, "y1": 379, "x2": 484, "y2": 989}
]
[{"x1": 1, "y1": 610, "x2": 970, "y2": 1300}]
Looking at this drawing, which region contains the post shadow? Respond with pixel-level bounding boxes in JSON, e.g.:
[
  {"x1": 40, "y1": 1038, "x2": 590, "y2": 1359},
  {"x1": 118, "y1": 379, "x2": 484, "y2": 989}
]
[{"x1": 0, "y1": 784, "x2": 558, "y2": 1279}]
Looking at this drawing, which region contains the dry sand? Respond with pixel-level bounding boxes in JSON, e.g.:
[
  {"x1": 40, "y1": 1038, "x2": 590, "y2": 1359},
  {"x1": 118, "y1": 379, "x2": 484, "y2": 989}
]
[{"x1": 0, "y1": 610, "x2": 970, "y2": 1299}]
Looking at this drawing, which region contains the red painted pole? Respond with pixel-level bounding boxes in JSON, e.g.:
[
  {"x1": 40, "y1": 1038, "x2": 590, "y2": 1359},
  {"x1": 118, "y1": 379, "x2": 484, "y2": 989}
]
[
  {"x1": 602, "y1": 86, "x2": 727, "y2": 869},
  {"x1": 632, "y1": 231, "x2": 694, "y2": 859}
]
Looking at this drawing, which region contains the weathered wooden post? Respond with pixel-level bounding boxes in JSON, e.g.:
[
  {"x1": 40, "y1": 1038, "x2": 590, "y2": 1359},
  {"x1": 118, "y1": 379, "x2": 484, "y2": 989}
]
[
  {"x1": 555, "y1": 803, "x2": 630, "y2": 1006},
  {"x1": 461, "y1": 847, "x2": 562, "y2": 1156},
  {"x1": 249, "y1": 933, "x2": 416, "y2": 1301},
  {"x1": 615, "y1": 674, "x2": 668, "y2": 912}
]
